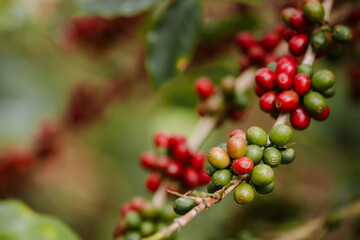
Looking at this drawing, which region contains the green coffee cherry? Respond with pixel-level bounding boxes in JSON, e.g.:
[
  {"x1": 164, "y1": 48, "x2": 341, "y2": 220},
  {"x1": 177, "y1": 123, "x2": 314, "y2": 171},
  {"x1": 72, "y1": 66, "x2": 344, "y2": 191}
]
[
  {"x1": 160, "y1": 203, "x2": 177, "y2": 221},
  {"x1": 212, "y1": 169, "x2": 232, "y2": 188},
  {"x1": 269, "y1": 124, "x2": 292, "y2": 147},
  {"x1": 280, "y1": 148, "x2": 295, "y2": 164},
  {"x1": 173, "y1": 197, "x2": 196, "y2": 215},
  {"x1": 302, "y1": 1, "x2": 324, "y2": 23},
  {"x1": 246, "y1": 126, "x2": 268, "y2": 147},
  {"x1": 263, "y1": 147, "x2": 281, "y2": 168},
  {"x1": 245, "y1": 145, "x2": 263, "y2": 165},
  {"x1": 311, "y1": 31, "x2": 328, "y2": 51},
  {"x1": 140, "y1": 221, "x2": 155, "y2": 237},
  {"x1": 234, "y1": 183, "x2": 255, "y2": 204},
  {"x1": 234, "y1": 92, "x2": 250, "y2": 110},
  {"x1": 206, "y1": 162, "x2": 218, "y2": 177},
  {"x1": 332, "y1": 24, "x2": 352, "y2": 43},
  {"x1": 255, "y1": 182, "x2": 275, "y2": 194},
  {"x1": 221, "y1": 76, "x2": 236, "y2": 97},
  {"x1": 250, "y1": 164, "x2": 275, "y2": 187},
  {"x1": 140, "y1": 202, "x2": 157, "y2": 219},
  {"x1": 124, "y1": 231, "x2": 141, "y2": 240},
  {"x1": 207, "y1": 147, "x2": 230, "y2": 169},
  {"x1": 303, "y1": 91, "x2": 327, "y2": 114},
  {"x1": 125, "y1": 211, "x2": 142, "y2": 229},
  {"x1": 207, "y1": 180, "x2": 221, "y2": 193},
  {"x1": 267, "y1": 62, "x2": 277, "y2": 72},
  {"x1": 217, "y1": 143, "x2": 227, "y2": 152},
  {"x1": 322, "y1": 87, "x2": 335, "y2": 98},
  {"x1": 227, "y1": 136, "x2": 247, "y2": 159},
  {"x1": 311, "y1": 69, "x2": 335, "y2": 92},
  {"x1": 297, "y1": 64, "x2": 313, "y2": 77}
]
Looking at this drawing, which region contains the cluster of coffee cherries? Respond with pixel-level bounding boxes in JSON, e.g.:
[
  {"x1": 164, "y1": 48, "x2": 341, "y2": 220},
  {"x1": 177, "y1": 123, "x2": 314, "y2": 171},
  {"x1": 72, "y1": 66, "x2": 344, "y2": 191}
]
[
  {"x1": 194, "y1": 76, "x2": 251, "y2": 122},
  {"x1": 114, "y1": 197, "x2": 177, "y2": 240},
  {"x1": 140, "y1": 132, "x2": 211, "y2": 193},
  {"x1": 256, "y1": 57, "x2": 334, "y2": 130},
  {"x1": 282, "y1": 1, "x2": 353, "y2": 56}
]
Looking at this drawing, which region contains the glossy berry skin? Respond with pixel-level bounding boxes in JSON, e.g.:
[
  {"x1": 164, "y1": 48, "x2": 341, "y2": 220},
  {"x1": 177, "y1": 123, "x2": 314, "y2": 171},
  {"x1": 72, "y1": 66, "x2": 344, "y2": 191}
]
[
  {"x1": 212, "y1": 169, "x2": 232, "y2": 188},
  {"x1": 255, "y1": 68, "x2": 276, "y2": 90},
  {"x1": 255, "y1": 84, "x2": 266, "y2": 97},
  {"x1": 302, "y1": 1, "x2": 325, "y2": 23},
  {"x1": 227, "y1": 136, "x2": 247, "y2": 159},
  {"x1": 183, "y1": 168, "x2": 200, "y2": 188},
  {"x1": 303, "y1": 91, "x2": 327, "y2": 114},
  {"x1": 245, "y1": 145, "x2": 263, "y2": 165},
  {"x1": 311, "y1": 69, "x2": 335, "y2": 92},
  {"x1": 195, "y1": 77, "x2": 215, "y2": 99},
  {"x1": 140, "y1": 152, "x2": 157, "y2": 170},
  {"x1": 154, "y1": 132, "x2": 168, "y2": 148},
  {"x1": 275, "y1": 90, "x2": 299, "y2": 112},
  {"x1": 234, "y1": 183, "x2": 255, "y2": 204},
  {"x1": 276, "y1": 57, "x2": 297, "y2": 77},
  {"x1": 261, "y1": 32, "x2": 281, "y2": 51},
  {"x1": 173, "y1": 197, "x2": 196, "y2": 215},
  {"x1": 290, "y1": 106, "x2": 311, "y2": 130},
  {"x1": 246, "y1": 126, "x2": 268, "y2": 147},
  {"x1": 311, "y1": 31, "x2": 328, "y2": 51},
  {"x1": 322, "y1": 88, "x2": 335, "y2": 98},
  {"x1": 282, "y1": 7, "x2": 297, "y2": 25},
  {"x1": 207, "y1": 147, "x2": 230, "y2": 169},
  {"x1": 289, "y1": 34, "x2": 309, "y2": 56},
  {"x1": 207, "y1": 181, "x2": 221, "y2": 193},
  {"x1": 146, "y1": 172, "x2": 161, "y2": 192},
  {"x1": 297, "y1": 64, "x2": 313, "y2": 77},
  {"x1": 280, "y1": 148, "x2": 296, "y2": 164},
  {"x1": 263, "y1": 147, "x2": 282, "y2": 168},
  {"x1": 191, "y1": 152, "x2": 205, "y2": 170},
  {"x1": 166, "y1": 162, "x2": 183, "y2": 178},
  {"x1": 312, "y1": 105, "x2": 330, "y2": 121},
  {"x1": 259, "y1": 91, "x2": 277, "y2": 113},
  {"x1": 293, "y1": 73, "x2": 311, "y2": 95},
  {"x1": 206, "y1": 162, "x2": 217, "y2": 177},
  {"x1": 289, "y1": 10, "x2": 311, "y2": 32},
  {"x1": 229, "y1": 129, "x2": 246, "y2": 140},
  {"x1": 236, "y1": 32, "x2": 257, "y2": 50},
  {"x1": 332, "y1": 24, "x2": 353, "y2": 43},
  {"x1": 232, "y1": 157, "x2": 254, "y2": 175},
  {"x1": 255, "y1": 182, "x2": 275, "y2": 194},
  {"x1": 269, "y1": 124, "x2": 293, "y2": 147},
  {"x1": 250, "y1": 164, "x2": 275, "y2": 187},
  {"x1": 173, "y1": 143, "x2": 190, "y2": 164},
  {"x1": 275, "y1": 73, "x2": 293, "y2": 90}
]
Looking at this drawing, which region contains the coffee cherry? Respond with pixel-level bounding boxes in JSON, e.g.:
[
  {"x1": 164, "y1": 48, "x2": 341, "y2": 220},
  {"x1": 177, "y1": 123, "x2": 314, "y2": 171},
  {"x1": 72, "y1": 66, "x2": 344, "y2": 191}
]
[
  {"x1": 255, "y1": 182, "x2": 275, "y2": 194},
  {"x1": 183, "y1": 168, "x2": 200, "y2": 188},
  {"x1": 212, "y1": 169, "x2": 233, "y2": 188},
  {"x1": 259, "y1": 91, "x2": 277, "y2": 113},
  {"x1": 290, "y1": 106, "x2": 311, "y2": 130},
  {"x1": 140, "y1": 221, "x2": 155, "y2": 237},
  {"x1": 332, "y1": 25, "x2": 353, "y2": 43},
  {"x1": 157, "y1": 156, "x2": 171, "y2": 171},
  {"x1": 303, "y1": 91, "x2": 327, "y2": 114},
  {"x1": 191, "y1": 152, "x2": 205, "y2": 170},
  {"x1": 207, "y1": 147, "x2": 230, "y2": 169},
  {"x1": 168, "y1": 134, "x2": 186, "y2": 149},
  {"x1": 246, "y1": 126, "x2": 268, "y2": 147},
  {"x1": 262, "y1": 32, "x2": 281, "y2": 51},
  {"x1": 289, "y1": 10, "x2": 311, "y2": 32},
  {"x1": 234, "y1": 183, "x2": 255, "y2": 204},
  {"x1": 173, "y1": 143, "x2": 190, "y2": 164},
  {"x1": 198, "y1": 170, "x2": 212, "y2": 184},
  {"x1": 195, "y1": 77, "x2": 215, "y2": 99},
  {"x1": 282, "y1": 7, "x2": 297, "y2": 25},
  {"x1": 302, "y1": 1, "x2": 325, "y2": 23},
  {"x1": 311, "y1": 31, "x2": 328, "y2": 51},
  {"x1": 255, "y1": 84, "x2": 266, "y2": 97},
  {"x1": 233, "y1": 92, "x2": 250, "y2": 110},
  {"x1": 312, "y1": 105, "x2": 330, "y2": 121},
  {"x1": 289, "y1": 34, "x2": 309, "y2": 56},
  {"x1": 255, "y1": 68, "x2": 276, "y2": 90},
  {"x1": 121, "y1": 203, "x2": 132, "y2": 216},
  {"x1": 250, "y1": 164, "x2": 275, "y2": 187},
  {"x1": 275, "y1": 73, "x2": 293, "y2": 90},
  {"x1": 153, "y1": 132, "x2": 168, "y2": 148},
  {"x1": 245, "y1": 145, "x2": 263, "y2": 165},
  {"x1": 248, "y1": 45, "x2": 266, "y2": 62},
  {"x1": 221, "y1": 76, "x2": 236, "y2": 96},
  {"x1": 207, "y1": 181, "x2": 221, "y2": 193},
  {"x1": 125, "y1": 211, "x2": 142, "y2": 229},
  {"x1": 282, "y1": 27, "x2": 297, "y2": 42},
  {"x1": 204, "y1": 94, "x2": 225, "y2": 115},
  {"x1": 232, "y1": 157, "x2": 254, "y2": 175},
  {"x1": 166, "y1": 162, "x2": 182, "y2": 178},
  {"x1": 263, "y1": 147, "x2": 282, "y2": 168},
  {"x1": 297, "y1": 64, "x2": 313, "y2": 77},
  {"x1": 275, "y1": 90, "x2": 299, "y2": 112},
  {"x1": 206, "y1": 162, "x2": 217, "y2": 177},
  {"x1": 293, "y1": 73, "x2": 311, "y2": 95},
  {"x1": 280, "y1": 148, "x2": 296, "y2": 164},
  {"x1": 236, "y1": 32, "x2": 257, "y2": 50},
  {"x1": 124, "y1": 232, "x2": 141, "y2": 240},
  {"x1": 269, "y1": 124, "x2": 293, "y2": 147},
  {"x1": 140, "y1": 152, "x2": 157, "y2": 170},
  {"x1": 146, "y1": 172, "x2": 161, "y2": 192},
  {"x1": 311, "y1": 69, "x2": 335, "y2": 92},
  {"x1": 130, "y1": 197, "x2": 147, "y2": 212},
  {"x1": 229, "y1": 108, "x2": 246, "y2": 122},
  {"x1": 173, "y1": 197, "x2": 196, "y2": 215},
  {"x1": 322, "y1": 87, "x2": 335, "y2": 98},
  {"x1": 227, "y1": 136, "x2": 247, "y2": 159},
  {"x1": 276, "y1": 57, "x2": 297, "y2": 77},
  {"x1": 229, "y1": 129, "x2": 246, "y2": 140},
  {"x1": 267, "y1": 62, "x2": 277, "y2": 72},
  {"x1": 140, "y1": 202, "x2": 158, "y2": 218}
]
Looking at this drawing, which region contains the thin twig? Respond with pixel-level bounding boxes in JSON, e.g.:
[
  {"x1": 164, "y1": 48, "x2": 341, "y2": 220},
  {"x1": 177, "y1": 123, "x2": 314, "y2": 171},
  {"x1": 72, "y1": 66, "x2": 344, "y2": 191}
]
[{"x1": 152, "y1": 180, "x2": 172, "y2": 209}]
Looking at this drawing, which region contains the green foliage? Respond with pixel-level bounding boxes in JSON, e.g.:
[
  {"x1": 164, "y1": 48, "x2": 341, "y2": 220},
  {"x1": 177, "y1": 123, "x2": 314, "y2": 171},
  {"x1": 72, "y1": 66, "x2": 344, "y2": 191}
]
[
  {"x1": 146, "y1": 0, "x2": 202, "y2": 89},
  {"x1": 0, "y1": 200, "x2": 80, "y2": 240}
]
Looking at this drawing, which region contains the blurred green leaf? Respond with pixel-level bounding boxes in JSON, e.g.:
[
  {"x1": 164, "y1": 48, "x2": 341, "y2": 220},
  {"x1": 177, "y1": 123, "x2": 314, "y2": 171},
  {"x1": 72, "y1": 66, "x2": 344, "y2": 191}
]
[
  {"x1": 231, "y1": 0, "x2": 264, "y2": 6},
  {"x1": 146, "y1": 0, "x2": 202, "y2": 89},
  {"x1": 0, "y1": 200, "x2": 80, "y2": 240}
]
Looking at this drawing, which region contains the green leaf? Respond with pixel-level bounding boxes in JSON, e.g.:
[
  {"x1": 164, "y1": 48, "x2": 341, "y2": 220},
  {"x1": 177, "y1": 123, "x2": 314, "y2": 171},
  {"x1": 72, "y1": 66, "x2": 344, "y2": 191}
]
[
  {"x1": 146, "y1": 0, "x2": 202, "y2": 89},
  {"x1": 231, "y1": 0, "x2": 264, "y2": 6},
  {"x1": 79, "y1": 0, "x2": 168, "y2": 17},
  {"x1": 0, "y1": 200, "x2": 80, "y2": 240}
]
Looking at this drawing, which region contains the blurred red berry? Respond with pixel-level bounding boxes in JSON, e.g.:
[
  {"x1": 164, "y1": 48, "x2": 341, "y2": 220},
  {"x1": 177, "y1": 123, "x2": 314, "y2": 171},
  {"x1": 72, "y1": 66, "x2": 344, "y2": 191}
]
[
  {"x1": 166, "y1": 162, "x2": 183, "y2": 178},
  {"x1": 183, "y1": 168, "x2": 200, "y2": 188},
  {"x1": 261, "y1": 32, "x2": 281, "y2": 51},
  {"x1": 140, "y1": 151, "x2": 157, "y2": 170},
  {"x1": 146, "y1": 172, "x2": 161, "y2": 192},
  {"x1": 236, "y1": 32, "x2": 258, "y2": 50},
  {"x1": 195, "y1": 77, "x2": 215, "y2": 99},
  {"x1": 191, "y1": 152, "x2": 205, "y2": 170},
  {"x1": 154, "y1": 132, "x2": 168, "y2": 148}
]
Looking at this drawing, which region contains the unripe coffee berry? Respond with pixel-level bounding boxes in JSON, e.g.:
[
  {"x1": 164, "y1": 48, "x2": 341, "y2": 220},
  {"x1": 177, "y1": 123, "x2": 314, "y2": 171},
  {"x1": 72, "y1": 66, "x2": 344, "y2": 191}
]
[
  {"x1": 246, "y1": 126, "x2": 268, "y2": 147},
  {"x1": 332, "y1": 25, "x2": 353, "y2": 43},
  {"x1": 302, "y1": 1, "x2": 325, "y2": 23},
  {"x1": 245, "y1": 145, "x2": 263, "y2": 165},
  {"x1": 233, "y1": 92, "x2": 250, "y2": 110},
  {"x1": 207, "y1": 147, "x2": 230, "y2": 169},
  {"x1": 227, "y1": 136, "x2": 247, "y2": 159},
  {"x1": 290, "y1": 106, "x2": 311, "y2": 130},
  {"x1": 275, "y1": 90, "x2": 299, "y2": 112},
  {"x1": 260, "y1": 91, "x2": 277, "y2": 113},
  {"x1": 140, "y1": 221, "x2": 155, "y2": 237},
  {"x1": 289, "y1": 34, "x2": 309, "y2": 56},
  {"x1": 195, "y1": 77, "x2": 215, "y2": 99},
  {"x1": 275, "y1": 73, "x2": 292, "y2": 90},
  {"x1": 293, "y1": 73, "x2": 311, "y2": 95},
  {"x1": 232, "y1": 157, "x2": 253, "y2": 175},
  {"x1": 229, "y1": 129, "x2": 246, "y2": 140},
  {"x1": 311, "y1": 69, "x2": 335, "y2": 92},
  {"x1": 205, "y1": 95, "x2": 225, "y2": 115},
  {"x1": 312, "y1": 105, "x2": 330, "y2": 121},
  {"x1": 255, "y1": 182, "x2": 275, "y2": 194},
  {"x1": 234, "y1": 183, "x2": 255, "y2": 204},
  {"x1": 263, "y1": 147, "x2": 282, "y2": 168},
  {"x1": 303, "y1": 91, "x2": 327, "y2": 114},
  {"x1": 280, "y1": 148, "x2": 296, "y2": 164},
  {"x1": 125, "y1": 211, "x2": 142, "y2": 229},
  {"x1": 297, "y1": 64, "x2": 313, "y2": 77},
  {"x1": 212, "y1": 169, "x2": 233, "y2": 188},
  {"x1": 311, "y1": 31, "x2": 328, "y2": 51},
  {"x1": 322, "y1": 87, "x2": 335, "y2": 98},
  {"x1": 250, "y1": 164, "x2": 275, "y2": 187},
  {"x1": 276, "y1": 57, "x2": 297, "y2": 77},
  {"x1": 255, "y1": 68, "x2": 276, "y2": 90},
  {"x1": 207, "y1": 181, "x2": 221, "y2": 193},
  {"x1": 269, "y1": 124, "x2": 293, "y2": 147},
  {"x1": 146, "y1": 172, "x2": 161, "y2": 192},
  {"x1": 125, "y1": 232, "x2": 141, "y2": 240},
  {"x1": 173, "y1": 197, "x2": 196, "y2": 215}
]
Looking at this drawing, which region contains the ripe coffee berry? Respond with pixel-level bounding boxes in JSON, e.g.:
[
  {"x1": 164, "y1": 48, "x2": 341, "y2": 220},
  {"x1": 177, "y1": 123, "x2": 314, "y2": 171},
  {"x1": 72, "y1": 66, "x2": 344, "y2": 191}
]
[
  {"x1": 263, "y1": 147, "x2": 282, "y2": 168},
  {"x1": 259, "y1": 91, "x2": 277, "y2": 113},
  {"x1": 207, "y1": 147, "x2": 230, "y2": 169},
  {"x1": 140, "y1": 152, "x2": 157, "y2": 170},
  {"x1": 290, "y1": 106, "x2": 311, "y2": 130},
  {"x1": 146, "y1": 172, "x2": 161, "y2": 192},
  {"x1": 234, "y1": 183, "x2": 255, "y2": 204},
  {"x1": 250, "y1": 164, "x2": 275, "y2": 187},
  {"x1": 276, "y1": 57, "x2": 297, "y2": 77},
  {"x1": 191, "y1": 152, "x2": 205, "y2": 170},
  {"x1": 289, "y1": 34, "x2": 309, "y2": 56},
  {"x1": 198, "y1": 170, "x2": 212, "y2": 184},
  {"x1": 246, "y1": 126, "x2": 268, "y2": 147},
  {"x1": 168, "y1": 134, "x2": 186, "y2": 149},
  {"x1": 261, "y1": 32, "x2": 281, "y2": 51},
  {"x1": 282, "y1": 7, "x2": 297, "y2": 25},
  {"x1": 255, "y1": 84, "x2": 266, "y2": 97},
  {"x1": 195, "y1": 77, "x2": 215, "y2": 99},
  {"x1": 275, "y1": 73, "x2": 292, "y2": 90},
  {"x1": 293, "y1": 73, "x2": 311, "y2": 95},
  {"x1": 289, "y1": 10, "x2": 311, "y2": 32},
  {"x1": 173, "y1": 143, "x2": 190, "y2": 164},
  {"x1": 232, "y1": 157, "x2": 253, "y2": 175},
  {"x1": 269, "y1": 124, "x2": 293, "y2": 147},
  {"x1": 154, "y1": 132, "x2": 168, "y2": 148},
  {"x1": 166, "y1": 162, "x2": 183, "y2": 178},
  {"x1": 248, "y1": 46, "x2": 265, "y2": 62},
  {"x1": 156, "y1": 156, "x2": 171, "y2": 171},
  {"x1": 183, "y1": 168, "x2": 200, "y2": 188},
  {"x1": 229, "y1": 129, "x2": 246, "y2": 140},
  {"x1": 312, "y1": 105, "x2": 330, "y2": 121},
  {"x1": 236, "y1": 32, "x2": 257, "y2": 50},
  {"x1": 275, "y1": 90, "x2": 299, "y2": 112},
  {"x1": 227, "y1": 136, "x2": 247, "y2": 159},
  {"x1": 255, "y1": 68, "x2": 276, "y2": 90}
]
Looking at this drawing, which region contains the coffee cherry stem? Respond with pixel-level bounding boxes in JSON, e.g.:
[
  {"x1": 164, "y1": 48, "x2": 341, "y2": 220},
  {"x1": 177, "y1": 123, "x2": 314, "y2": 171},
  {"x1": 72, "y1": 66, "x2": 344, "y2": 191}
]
[{"x1": 152, "y1": 180, "x2": 173, "y2": 209}]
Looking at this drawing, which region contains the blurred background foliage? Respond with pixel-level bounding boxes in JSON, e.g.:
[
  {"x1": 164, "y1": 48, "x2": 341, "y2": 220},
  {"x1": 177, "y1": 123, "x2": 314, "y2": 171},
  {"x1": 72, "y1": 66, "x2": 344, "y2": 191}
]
[{"x1": 0, "y1": 0, "x2": 359, "y2": 239}]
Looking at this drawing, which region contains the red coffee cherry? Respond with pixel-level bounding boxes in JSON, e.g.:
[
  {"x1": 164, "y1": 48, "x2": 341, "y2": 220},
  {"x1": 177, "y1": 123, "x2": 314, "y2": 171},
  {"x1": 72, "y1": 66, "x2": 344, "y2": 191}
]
[
  {"x1": 289, "y1": 10, "x2": 311, "y2": 32},
  {"x1": 248, "y1": 45, "x2": 265, "y2": 62},
  {"x1": 166, "y1": 162, "x2": 183, "y2": 178},
  {"x1": 229, "y1": 109, "x2": 246, "y2": 121},
  {"x1": 262, "y1": 54, "x2": 277, "y2": 66},
  {"x1": 140, "y1": 151, "x2": 157, "y2": 169},
  {"x1": 293, "y1": 73, "x2": 311, "y2": 95},
  {"x1": 195, "y1": 77, "x2": 215, "y2": 99},
  {"x1": 157, "y1": 156, "x2": 171, "y2": 171},
  {"x1": 146, "y1": 172, "x2": 161, "y2": 192},
  {"x1": 130, "y1": 197, "x2": 147, "y2": 211},
  {"x1": 259, "y1": 91, "x2": 277, "y2": 113},
  {"x1": 183, "y1": 168, "x2": 200, "y2": 188},
  {"x1": 255, "y1": 84, "x2": 266, "y2": 97},
  {"x1": 283, "y1": 27, "x2": 298, "y2": 42},
  {"x1": 229, "y1": 129, "x2": 246, "y2": 139},
  {"x1": 173, "y1": 143, "x2": 190, "y2": 164},
  {"x1": 120, "y1": 203, "x2": 132, "y2": 216},
  {"x1": 232, "y1": 157, "x2": 254, "y2": 175},
  {"x1": 198, "y1": 170, "x2": 212, "y2": 184},
  {"x1": 289, "y1": 34, "x2": 309, "y2": 56},
  {"x1": 290, "y1": 106, "x2": 311, "y2": 130},
  {"x1": 191, "y1": 152, "x2": 205, "y2": 170},
  {"x1": 236, "y1": 32, "x2": 258, "y2": 50},
  {"x1": 275, "y1": 90, "x2": 299, "y2": 112},
  {"x1": 275, "y1": 73, "x2": 293, "y2": 90},
  {"x1": 168, "y1": 134, "x2": 186, "y2": 149},
  {"x1": 276, "y1": 57, "x2": 297, "y2": 77},
  {"x1": 255, "y1": 68, "x2": 276, "y2": 90},
  {"x1": 261, "y1": 32, "x2": 281, "y2": 51},
  {"x1": 154, "y1": 132, "x2": 168, "y2": 148},
  {"x1": 312, "y1": 105, "x2": 330, "y2": 121}
]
